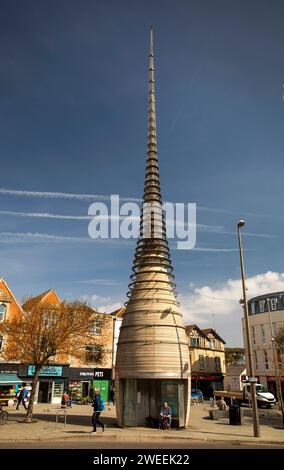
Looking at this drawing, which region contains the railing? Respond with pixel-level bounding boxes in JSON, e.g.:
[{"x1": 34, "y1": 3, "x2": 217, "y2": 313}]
[{"x1": 55, "y1": 409, "x2": 67, "y2": 429}]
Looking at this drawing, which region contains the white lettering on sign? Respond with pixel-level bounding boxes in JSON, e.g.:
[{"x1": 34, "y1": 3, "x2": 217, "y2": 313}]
[
  {"x1": 94, "y1": 371, "x2": 104, "y2": 377},
  {"x1": 270, "y1": 298, "x2": 278, "y2": 310},
  {"x1": 79, "y1": 372, "x2": 94, "y2": 377}
]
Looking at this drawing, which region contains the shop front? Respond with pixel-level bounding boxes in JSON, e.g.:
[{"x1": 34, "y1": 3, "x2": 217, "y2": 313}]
[
  {"x1": 19, "y1": 364, "x2": 69, "y2": 404},
  {"x1": 0, "y1": 363, "x2": 22, "y2": 405},
  {"x1": 267, "y1": 376, "x2": 284, "y2": 401},
  {"x1": 67, "y1": 368, "x2": 112, "y2": 403},
  {"x1": 191, "y1": 374, "x2": 224, "y2": 399}
]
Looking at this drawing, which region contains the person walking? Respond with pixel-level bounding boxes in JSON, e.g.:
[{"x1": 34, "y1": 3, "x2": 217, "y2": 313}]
[
  {"x1": 16, "y1": 386, "x2": 28, "y2": 410},
  {"x1": 108, "y1": 386, "x2": 115, "y2": 406},
  {"x1": 91, "y1": 390, "x2": 106, "y2": 434}
]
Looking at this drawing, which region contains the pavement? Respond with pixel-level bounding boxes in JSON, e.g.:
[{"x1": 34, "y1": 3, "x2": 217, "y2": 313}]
[{"x1": 0, "y1": 401, "x2": 283, "y2": 447}]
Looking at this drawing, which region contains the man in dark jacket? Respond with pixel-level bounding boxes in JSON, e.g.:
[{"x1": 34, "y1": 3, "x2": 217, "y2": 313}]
[
  {"x1": 16, "y1": 386, "x2": 28, "y2": 410},
  {"x1": 159, "y1": 402, "x2": 172, "y2": 429},
  {"x1": 91, "y1": 390, "x2": 106, "y2": 433}
]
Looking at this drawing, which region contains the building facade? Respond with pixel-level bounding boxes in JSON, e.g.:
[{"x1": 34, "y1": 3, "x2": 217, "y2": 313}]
[
  {"x1": 224, "y1": 365, "x2": 247, "y2": 391},
  {"x1": 0, "y1": 279, "x2": 24, "y2": 404},
  {"x1": 243, "y1": 292, "x2": 284, "y2": 399},
  {"x1": 186, "y1": 325, "x2": 226, "y2": 398},
  {"x1": 1, "y1": 283, "x2": 116, "y2": 404}
]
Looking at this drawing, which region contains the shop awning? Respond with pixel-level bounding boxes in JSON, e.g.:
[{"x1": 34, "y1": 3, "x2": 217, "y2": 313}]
[{"x1": 0, "y1": 374, "x2": 22, "y2": 385}]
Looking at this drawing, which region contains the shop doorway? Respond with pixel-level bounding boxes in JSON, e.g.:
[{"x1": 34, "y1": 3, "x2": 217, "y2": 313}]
[
  {"x1": 82, "y1": 381, "x2": 90, "y2": 399},
  {"x1": 38, "y1": 381, "x2": 53, "y2": 403}
]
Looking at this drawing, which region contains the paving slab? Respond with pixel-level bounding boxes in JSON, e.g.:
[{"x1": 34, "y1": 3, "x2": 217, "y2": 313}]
[{"x1": 0, "y1": 402, "x2": 283, "y2": 446}]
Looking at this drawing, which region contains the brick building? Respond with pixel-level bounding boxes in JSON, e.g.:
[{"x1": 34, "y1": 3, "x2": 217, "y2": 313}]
[{"x1": 186, "y1": 324, "x2": 226, "y2": 398}]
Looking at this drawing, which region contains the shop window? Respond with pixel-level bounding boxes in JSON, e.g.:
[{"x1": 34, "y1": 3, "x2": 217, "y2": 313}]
[
  {"x1": 0, "y1": 304, "x2": 7, "y2": 322},
  {"x1": 85, "y1": 344, "x2": 102, "y2": 363},
  {"x1": 93, "y1": 320, "x2": 102, "y2": 336}
]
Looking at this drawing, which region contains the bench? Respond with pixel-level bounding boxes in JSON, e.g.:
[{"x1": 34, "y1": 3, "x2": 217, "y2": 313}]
[{"x1": 146, "y1": 416, "x2": 180, "y2": 428}]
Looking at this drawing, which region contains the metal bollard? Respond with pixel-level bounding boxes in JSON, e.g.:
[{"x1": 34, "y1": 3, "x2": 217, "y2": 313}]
[{"x1": 55, "y1": 409, "x2": 67, "y2": 429}]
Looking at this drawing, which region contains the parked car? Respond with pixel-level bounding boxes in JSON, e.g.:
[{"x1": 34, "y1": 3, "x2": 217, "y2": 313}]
[{"x1": 191, "y1": 388, "x2": 204, "y2": 402}]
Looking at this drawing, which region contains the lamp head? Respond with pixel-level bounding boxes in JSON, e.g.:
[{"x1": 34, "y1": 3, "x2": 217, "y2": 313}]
[{"x1": 237, "y1": 219, "x2": 246, "y2": 228}]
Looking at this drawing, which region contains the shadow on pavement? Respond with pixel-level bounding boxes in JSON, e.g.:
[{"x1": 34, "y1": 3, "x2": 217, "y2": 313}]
[{"x1": 7, "y1": 411, "x2": 118, "y2": 428}]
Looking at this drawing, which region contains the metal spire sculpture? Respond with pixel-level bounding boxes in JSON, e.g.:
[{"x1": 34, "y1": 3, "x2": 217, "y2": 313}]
[{"x1": 115, "y1": 28, "x2": 190, "y2": 428}]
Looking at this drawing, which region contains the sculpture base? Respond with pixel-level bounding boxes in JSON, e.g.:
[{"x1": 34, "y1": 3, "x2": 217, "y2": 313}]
[{"x1": 115, "y1": 377, "x2": 190, "y2": 428}]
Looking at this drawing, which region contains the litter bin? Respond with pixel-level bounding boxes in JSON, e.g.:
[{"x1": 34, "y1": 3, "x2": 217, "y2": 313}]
[{"x1": 229, "y1": 404, "x2": 241, "y2": 425}]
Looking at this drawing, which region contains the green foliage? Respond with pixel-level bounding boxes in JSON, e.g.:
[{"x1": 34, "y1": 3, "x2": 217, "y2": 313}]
[{"x1": 225, "y1": 347, "x2": 245, "y2": 365}]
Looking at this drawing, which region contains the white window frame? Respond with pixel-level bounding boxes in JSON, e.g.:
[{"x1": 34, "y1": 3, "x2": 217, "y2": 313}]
[
  {"x1": 214, "y1": 357, "x2": 221, "y2": 371},
  {"x1": 85, "y1": 344, "x2": 102, "y2": 363},
  {"x1": 260, "y1": 324, "x2": 266, "y2": 345},
  {"x1": 93, "y1": 320, "x2": 102, "y2": 336},
  {"x1": 198, "y1": 355, "x2": 205, "y2": 370},
  {"x1": 0, "y1": 303, "x2": 7, "y2": 322}
]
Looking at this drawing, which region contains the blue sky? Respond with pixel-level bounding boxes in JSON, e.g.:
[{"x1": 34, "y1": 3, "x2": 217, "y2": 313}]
[{"x1": 1, "y1": 0, "x2": 284, "y2": 346}]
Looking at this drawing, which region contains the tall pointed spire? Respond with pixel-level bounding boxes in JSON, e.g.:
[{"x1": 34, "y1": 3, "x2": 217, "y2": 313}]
[
  {"x1": 144, "y1": 26, "x2": 161, "y2": 205},
  {"x1": 115, "y1": 28, "x2": 191, "y2": 429},
  {"x1": 128, "y1": 26, "x2": 175, "y2": 299}
]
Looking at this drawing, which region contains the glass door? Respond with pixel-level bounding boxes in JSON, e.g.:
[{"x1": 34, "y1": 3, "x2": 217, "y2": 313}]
[{"x1": 122, "y1": 379, "x2": 137, "y2": 426}]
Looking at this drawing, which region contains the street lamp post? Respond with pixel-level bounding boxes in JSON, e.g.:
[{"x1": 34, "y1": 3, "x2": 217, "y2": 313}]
[
  {"x1": 237, "y1": 220, "x2": 260, "y2": 438},
  {"x1": 267, "y1": 298, "x2": 284, "y2": 427}
]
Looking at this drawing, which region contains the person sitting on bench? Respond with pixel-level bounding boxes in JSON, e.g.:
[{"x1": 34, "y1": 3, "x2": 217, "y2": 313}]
[
  {"x1": 216, "y1": 396, "x2": 227, "y2": 410},
  {"x1": 158, "y1": 402, "x2": 172, "y2": 429}
]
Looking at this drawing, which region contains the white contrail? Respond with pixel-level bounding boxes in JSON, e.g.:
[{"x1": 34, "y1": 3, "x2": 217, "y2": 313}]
[
  {"x1": 0, "y1": 210, "x2": 91, "y2": 220},
  {"x1": 0, "y1": 232, "x2": 134, "y2": 245},
  {"x1": 0, "y1": 188, "x2": 140, "y2": 202}
]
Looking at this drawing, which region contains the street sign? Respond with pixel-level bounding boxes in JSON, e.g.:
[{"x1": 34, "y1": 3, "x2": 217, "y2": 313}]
[{"x1": 247, "y1": 377, "x2": 258, "y2": 383}]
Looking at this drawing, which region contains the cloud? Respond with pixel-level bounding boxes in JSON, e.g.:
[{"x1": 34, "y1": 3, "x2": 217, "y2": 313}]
[
  {"x1": 179, "y1": 271, "x2": 284, "y2": 345},
  {"x1": 77, "y1": 279, "x2": 121, "y2": 286},
  {"x1": 97, "y1": 302, "x2": 124, "y2": 313},
  {"x1": 180, "y1": 271, "x2": 284, "y2": 321},
  {"x1": 81, "y1": 293, "x2": 123, "y2": 313}
]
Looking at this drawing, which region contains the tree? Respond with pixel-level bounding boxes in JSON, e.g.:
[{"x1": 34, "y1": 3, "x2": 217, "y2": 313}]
[
  {"x1": 225, "y1": 347, "x2": 245, "y2": 365},
  {"x1": 0, "y1": 300, "x2": 100, "y2": 422},
  {"x1": 271, "y1": 326, "x2": 284, "y2": 427}
]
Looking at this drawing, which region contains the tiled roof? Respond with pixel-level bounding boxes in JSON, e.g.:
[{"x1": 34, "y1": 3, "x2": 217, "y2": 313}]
[
  {"x1": 22, "y1": 288, "x2": 59, "y2": 311},
  {"x1": 202, "y1": 328, "x2": 226, "y2": 344}
]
